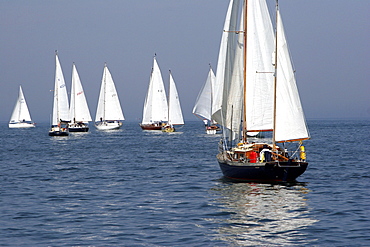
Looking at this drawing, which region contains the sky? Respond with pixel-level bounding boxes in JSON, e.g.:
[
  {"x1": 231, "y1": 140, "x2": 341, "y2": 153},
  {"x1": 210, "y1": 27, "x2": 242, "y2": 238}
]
[{"x1": 1, "y1": 0, "x2": 369, "y2": 123}]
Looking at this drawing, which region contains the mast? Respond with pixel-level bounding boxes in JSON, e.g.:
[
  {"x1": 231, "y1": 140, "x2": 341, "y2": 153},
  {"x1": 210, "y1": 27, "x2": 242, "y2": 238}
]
[
  {"x1": 103, "y1": 63, "x2": 107, "y2": 121},
  {"x1": 272, "y1": 0, "x2": 279, "y2": 150},
  {"x1": 18, "y1": 86, "x2": 22, "y2": 121},
  {"x1": 168, "y1": 70, "x2": 171, "y2": 124},
  {"x1": 55, "y1": 51, "x2": 59, "y2": 124},
  {"x1": 72, "y1": 63, "x2": 76, "y2": 123},
  {"x1": 242, "y1": 0, "x2": 248, "y2": 143}
]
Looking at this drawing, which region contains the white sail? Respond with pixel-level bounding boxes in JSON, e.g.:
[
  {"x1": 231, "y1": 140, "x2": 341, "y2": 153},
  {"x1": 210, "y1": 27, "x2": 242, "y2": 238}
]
[
  {"x1": 168, "y1": 72, "x2": 184, "y2": 125},
  {"x1": 52, "y1": 53, "x2": 69, "y2": 126},
  {"x1": 70, "y1": 63, "x2": 92, "y2": 123},
  {"x1": 213, "y1": 0, "x2": 308, "y2": 142},
  {"x1": 214, "y1": 0, "x2": 275, "y2": 133},
  {"x1": 212, "y1": 0, "x2": 240, "y2": 124},
  {"x1": 9, "y1": 86, "x2": 33, "y2": 123},
  {"x1": 275, "y1": 10, "x2": 309, "y2": 142},
  {"x1": 192, "y1": 67, "x2": 216, "y2": 121},
  {"x1": 141, "y1": 57, "x2": 168, "y2": 124},
  {"x1": 95, "y1": 64, "x2": 124, "y2": 121}
]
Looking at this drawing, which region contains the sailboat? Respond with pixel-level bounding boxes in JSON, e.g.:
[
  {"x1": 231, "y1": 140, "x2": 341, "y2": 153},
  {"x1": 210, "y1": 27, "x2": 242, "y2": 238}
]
[
  {"x1": 68, "y1": 63, "x2": 92, "y2": 132},
  {"x1": 213, "y1": 0, "x2": 310, "y2": 182},
  {"x1": 140, "y1": 56, "x2": 169, "y2": 130},
  {"x1": 49, "y1": 52, "x2": 70, "y2": 136},
  {"x1": 162, "y1": 71, "x2": 184, "y2": 132},
  {"x1": 95, "y1": 63, "x2": 124, "y2": 130},
  {"x1": 192, "y1": 66, "x2": 220, "y2": 134},
  {"x1": 9, "y1": 86, "x2": 35, "y2": 128}
]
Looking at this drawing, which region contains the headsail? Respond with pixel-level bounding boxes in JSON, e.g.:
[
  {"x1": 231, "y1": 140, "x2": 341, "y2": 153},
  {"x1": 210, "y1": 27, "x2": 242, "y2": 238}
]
[
  {"x1": 192, "y1": 67, "x2": 216, "y2": 121},
  {"x1": 212, "y1": 0, "x2": 240, "y2": 125},
  {"x1": 275, "y1": 9, "x2": 309, "y2": 142},
  {"x1": 70, "y1": 63, "x2": 92, "y2": 123},
  {"x1": 168, "y1": 72, "x2": 184, "y2": 125}
]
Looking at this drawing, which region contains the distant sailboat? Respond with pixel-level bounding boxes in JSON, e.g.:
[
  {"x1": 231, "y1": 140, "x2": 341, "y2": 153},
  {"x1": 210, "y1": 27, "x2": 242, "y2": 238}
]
[
  {"x1": 69, "y1": 63, "x2": 92, "y2": 132},
  {"x1": 214, "y1": 0, "x2": 310, "y2": 182},
  {"x1": 9, "y1": 86, "x2": 35, "y2": 128},
  {"x1": 192, "y1": 66, "x2": 220, "y2": 134},
  {"x1": 95, "y1": 63, "x2": 124, "y2": 130},
  {"x1": 49, "y1": 52, "x2": 70, "y2": 136},
  {"x1": 162, "y1": 71, "x2": 184, "y2": 132},
  {"x1": 140, "y1": 56, "x2": 168, "y2": 130}
]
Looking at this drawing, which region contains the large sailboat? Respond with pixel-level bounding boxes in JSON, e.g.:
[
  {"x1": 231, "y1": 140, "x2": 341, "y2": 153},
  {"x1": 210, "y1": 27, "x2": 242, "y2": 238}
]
[
  {"x1": 95, "y1": 64, "x2": 124, "y2": 130},
  {"x1": 140, "y1": 56, "x2": 168, "y2": 130},
  {"x1": 192, "y1": 66, "x2": 220, "y2": 134},
  {"x1": 214, "y1": 0, "x2": 310, "y2": 182},
  {"x1": 49, "y1": 52, "x2": 70, "y2": 136},
  {"x1": 162, "y1": 71, "x2": 184, "y2": 132},
  {"x1": 69, "y1": 63, "x2": 92, "y2": 132},
  {"x1": 9, "y1": 86, "x2": 35, "y2": 128}
]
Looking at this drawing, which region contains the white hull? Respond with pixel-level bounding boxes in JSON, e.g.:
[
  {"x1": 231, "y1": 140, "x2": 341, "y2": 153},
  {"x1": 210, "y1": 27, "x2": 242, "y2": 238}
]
[
  {"x1": 206, "y1": 129, "x2": 216, "y2": 135},
  {"x1": 9, "y1": 122, "x2": 35, "y2": 128},
  {"x1": 95, "y1": 121, "x2": 122, "y2": 130}
]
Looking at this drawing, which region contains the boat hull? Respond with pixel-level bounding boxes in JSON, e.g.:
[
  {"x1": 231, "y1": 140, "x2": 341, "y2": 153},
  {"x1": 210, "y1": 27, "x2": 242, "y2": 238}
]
[
  {"x1": 95, "y1": 121, "x2": 122, "y2": 130},
  {"x1": 217, "y1": 157, "x2": 308, "y2": 182},
  {"x1": 140, "y1": 124, "x2": 162, "y2": 130},
  {"x1": 48, "y1": 130, "x2": 69, "y2": 136},
  {"x1": 162, "y1": 127, "x2": 175, "y2": 132},
  {"x1": 69, "y1": 127, "x2": 89, "y2": 132},
  {"x1": 68, "y1": 123, "x2": 89, "y2": 132},
  {"x1": 9, "y1": 122, "x2": 35, "y2": 128}
]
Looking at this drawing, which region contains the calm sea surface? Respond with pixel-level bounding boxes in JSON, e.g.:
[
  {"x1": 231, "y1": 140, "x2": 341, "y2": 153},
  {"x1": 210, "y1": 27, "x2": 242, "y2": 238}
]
[{"x1": 0, "y1": 120, "x2": 369, "y2": 246}]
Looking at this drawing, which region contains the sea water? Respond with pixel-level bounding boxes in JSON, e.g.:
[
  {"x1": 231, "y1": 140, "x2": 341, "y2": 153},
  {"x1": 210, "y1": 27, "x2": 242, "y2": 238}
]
[{"x1": 0, "y1": 120, "x2": 369, "y2": 246}]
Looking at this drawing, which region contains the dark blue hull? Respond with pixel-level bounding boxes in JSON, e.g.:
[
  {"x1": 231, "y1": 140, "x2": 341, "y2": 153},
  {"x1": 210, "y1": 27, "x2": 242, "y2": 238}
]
[
  {"x1": 69, "y1": 127, "x2": 89, "y2": 132},
  {"x1": 48, "y1": 131, "x2": 69, "y2": 136},
  {"x1": 218, "y1": 160, "x2": 308, "y2": 182}
]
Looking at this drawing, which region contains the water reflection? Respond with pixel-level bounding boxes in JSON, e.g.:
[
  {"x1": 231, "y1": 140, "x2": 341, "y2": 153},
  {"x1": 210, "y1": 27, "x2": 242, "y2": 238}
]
[{"x1": 210, "y1": 182, "x2": 317, "y2": 246}]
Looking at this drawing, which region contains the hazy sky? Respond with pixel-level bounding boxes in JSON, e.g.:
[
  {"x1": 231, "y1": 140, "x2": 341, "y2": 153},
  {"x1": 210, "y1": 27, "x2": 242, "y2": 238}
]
[{"x1": 1, "y1": 0, "x2": 369, "y2": 123}]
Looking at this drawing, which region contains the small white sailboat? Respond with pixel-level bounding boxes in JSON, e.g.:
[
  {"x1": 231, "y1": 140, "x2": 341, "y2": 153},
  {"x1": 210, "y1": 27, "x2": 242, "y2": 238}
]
[
  {"x1": 69, "y1": 63, "x2": 92, "y2": 132},
  {"x1": 192, "y1": 66, "x2": 220, "y2": 134},
  {"x1": 140, "y1": 56, "x2": 169, "y2": 130},
  {"x1": 214, "y1": 0, "x2": 310, "y2": 182},
  {"x1": 162, "y1": 71, "x2": 184, "y2": 132},
  {"x1": 95, "y1": 63, "x2": 124, "y2": 130},
  {"x1": 49, "y1": 52, "x2": 70, "y2": 136},
  {"x1": 9, "y1": 86, "x2": 35, "y2": 128}
]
